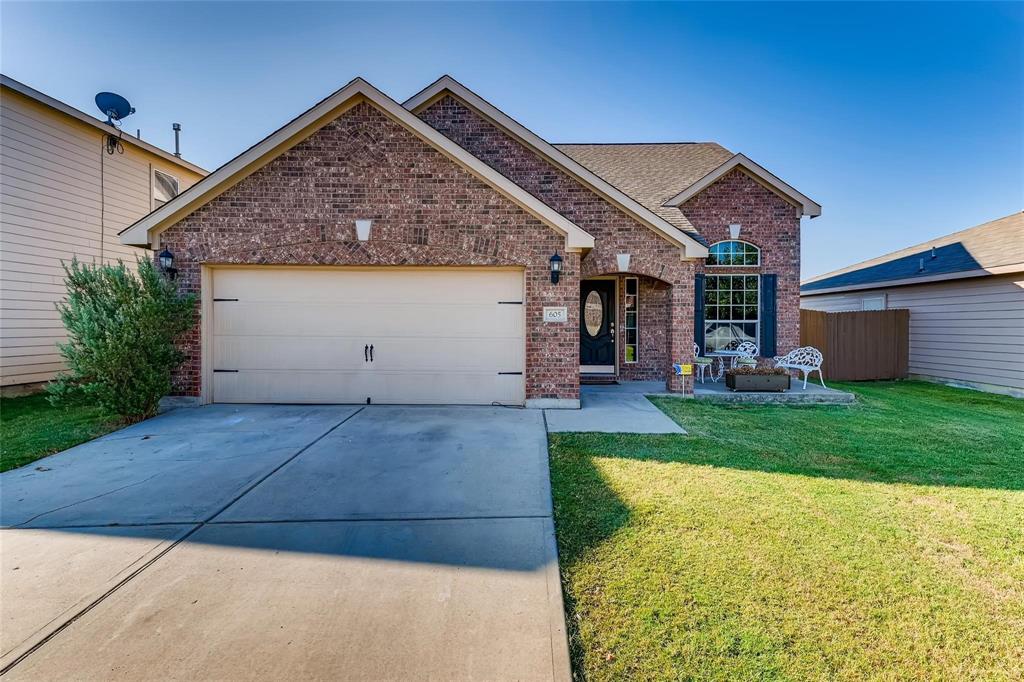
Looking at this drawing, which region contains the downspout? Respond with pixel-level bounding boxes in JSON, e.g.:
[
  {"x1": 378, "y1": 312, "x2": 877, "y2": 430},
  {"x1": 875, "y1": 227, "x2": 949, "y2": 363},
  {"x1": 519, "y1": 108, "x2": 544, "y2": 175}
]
[{"x1": 99, "y1": 139, "x2": 105, "y2": 263}]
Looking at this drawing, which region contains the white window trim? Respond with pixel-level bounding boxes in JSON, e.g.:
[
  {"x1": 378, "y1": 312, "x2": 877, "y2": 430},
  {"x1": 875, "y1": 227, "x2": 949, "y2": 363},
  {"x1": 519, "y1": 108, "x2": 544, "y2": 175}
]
[
  {"x1": 704, "y1": 274, "x2": 760, "y2": 353},
  {"x1": 152, "y1": 168, "x2": 180, "y2": 211},
  {"x1": 862, "y1": 294, "x2": 887, "y2": 311},
  {"x1": 623, "y1": 276, "x2": 639, "y2": 364},
  {"x1": 705, "y1": 240, "x2": 761, "y2": 268}
]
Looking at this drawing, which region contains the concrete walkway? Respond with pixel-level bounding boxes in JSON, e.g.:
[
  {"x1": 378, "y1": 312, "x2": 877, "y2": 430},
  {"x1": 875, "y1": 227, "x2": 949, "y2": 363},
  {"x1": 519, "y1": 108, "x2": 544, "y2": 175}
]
[
  {"x1": 1, "y1": 405, "x2": 570, "y2": 680},
  {"x1": 544, "y1": 382, "x2": 685, "y2": 434}
]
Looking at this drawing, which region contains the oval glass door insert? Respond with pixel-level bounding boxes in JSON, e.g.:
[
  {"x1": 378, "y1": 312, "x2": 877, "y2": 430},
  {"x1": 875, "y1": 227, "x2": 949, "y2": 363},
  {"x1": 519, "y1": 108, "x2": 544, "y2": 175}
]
[{"x1": 584, "y1": 290, "x2": 603, "y2": 337}]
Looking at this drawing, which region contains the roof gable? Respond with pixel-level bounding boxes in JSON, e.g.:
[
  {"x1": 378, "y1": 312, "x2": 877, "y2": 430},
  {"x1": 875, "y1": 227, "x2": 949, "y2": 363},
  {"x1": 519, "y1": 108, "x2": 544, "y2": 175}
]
[
  {"x1": 662, "y1": 153, "x2": 821, "y2": 218},
  {"x1": 119, "y1": 78, "x2": 594, "y2": 250},
  {"x1": 404, "y1": 76, "x2": 708, "y2": 258}
]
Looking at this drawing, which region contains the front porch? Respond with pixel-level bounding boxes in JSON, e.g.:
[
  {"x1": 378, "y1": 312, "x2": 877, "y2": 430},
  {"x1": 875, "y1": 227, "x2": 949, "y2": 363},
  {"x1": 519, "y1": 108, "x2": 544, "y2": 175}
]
[
  {"x1": 575, "y1": 378, "x2": 855, "y2": 405},
  {"x1": 692, "y1": 378, "x2": 855, "y2": 404}
]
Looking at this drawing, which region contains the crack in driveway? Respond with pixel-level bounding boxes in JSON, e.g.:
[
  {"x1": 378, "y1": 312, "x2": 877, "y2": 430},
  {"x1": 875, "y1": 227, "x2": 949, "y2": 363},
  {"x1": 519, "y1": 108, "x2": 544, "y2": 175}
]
[{"x1": 10, "y1": 473, "x2": 164, "y2": 529}]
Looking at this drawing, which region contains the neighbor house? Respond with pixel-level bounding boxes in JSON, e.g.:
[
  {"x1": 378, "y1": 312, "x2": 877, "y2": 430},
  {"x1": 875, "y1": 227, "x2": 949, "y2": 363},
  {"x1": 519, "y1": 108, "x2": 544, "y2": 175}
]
[
  {"x1": 119, "y1": 76, "x2": 820, "y2": 407},
  {"x1": 1, "y1": 75, "x2": 206, "y2": 391},
  {"x1": 801, "y1": 212, "x2": 1023, "y2": 397}
]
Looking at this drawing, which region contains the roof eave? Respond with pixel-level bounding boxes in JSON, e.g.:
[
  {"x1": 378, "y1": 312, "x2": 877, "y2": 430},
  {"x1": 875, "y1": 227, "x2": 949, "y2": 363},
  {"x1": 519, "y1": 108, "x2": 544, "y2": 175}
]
[
  {"x1": 800, "y1": 263, "x2": 1024, "y2": 295},
  {"x1": 663, "y1": 153, "x2": 821, "y2": 218},
  {"x1": 1, "y1": 74, "x2": 207, "y2": 176}
]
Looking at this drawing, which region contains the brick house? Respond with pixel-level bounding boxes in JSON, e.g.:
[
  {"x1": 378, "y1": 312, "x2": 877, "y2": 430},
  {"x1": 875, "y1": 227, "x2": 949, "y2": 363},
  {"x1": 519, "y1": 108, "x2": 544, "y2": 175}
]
[{"x1": 120, "y1": 76, "x2": 820, "y2": 408}]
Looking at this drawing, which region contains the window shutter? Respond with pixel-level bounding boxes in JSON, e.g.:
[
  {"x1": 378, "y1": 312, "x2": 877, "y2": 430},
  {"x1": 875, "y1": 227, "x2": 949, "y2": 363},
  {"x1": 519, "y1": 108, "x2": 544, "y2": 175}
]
[
  {"x1": 694, "y1": 274, "x2": 705, "y2": 354},
  {"x1": 760, "y1": 274, "x2": 777, "y2": 357}
]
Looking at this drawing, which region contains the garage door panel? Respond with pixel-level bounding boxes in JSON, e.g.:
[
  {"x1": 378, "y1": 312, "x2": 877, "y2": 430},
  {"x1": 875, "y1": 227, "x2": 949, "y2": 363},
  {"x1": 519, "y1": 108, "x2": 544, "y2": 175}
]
[
  {"x1": 213, "y1": 269, "x2": 522, "y2": 304},
  {"x1": 214, "y1": 337, "x2": 523, "y2": 373},
  {"x1": 213, "y1": 303, "x2": 522, "y2": 338},
  {"x1": 214, "y1": 370, "x2": 523, "y2": 405},
  {"x1": 210, "y1": 268, "x2": 525, "y2": 405}
]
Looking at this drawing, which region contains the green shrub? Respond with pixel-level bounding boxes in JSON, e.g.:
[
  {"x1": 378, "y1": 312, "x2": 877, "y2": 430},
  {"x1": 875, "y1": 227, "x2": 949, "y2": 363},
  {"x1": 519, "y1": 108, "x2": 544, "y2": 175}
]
[{"x1": 47, "y1": 258, "x2": 197, "y2": 423}]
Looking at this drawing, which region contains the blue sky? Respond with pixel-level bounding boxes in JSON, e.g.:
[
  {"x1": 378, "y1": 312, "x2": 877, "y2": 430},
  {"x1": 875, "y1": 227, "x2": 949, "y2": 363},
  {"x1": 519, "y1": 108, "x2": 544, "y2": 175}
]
[{"x1": 2, "y1": 1, "x2": 1021, "y2": 278}]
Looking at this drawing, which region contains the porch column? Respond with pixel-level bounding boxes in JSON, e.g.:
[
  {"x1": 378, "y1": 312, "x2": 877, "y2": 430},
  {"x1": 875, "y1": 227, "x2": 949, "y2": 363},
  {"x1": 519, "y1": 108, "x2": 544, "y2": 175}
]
[{"x1": 666, "y1": 275, "x2": 696, "y2": 394}]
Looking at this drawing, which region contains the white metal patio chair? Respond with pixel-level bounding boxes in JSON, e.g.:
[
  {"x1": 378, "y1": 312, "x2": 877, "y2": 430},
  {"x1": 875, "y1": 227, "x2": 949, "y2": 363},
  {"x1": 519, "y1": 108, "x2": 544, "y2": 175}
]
[
  {"x1": 674, "y1": 343, "x2": 716, "y2": 383},
  {"x1": 734, "y1": 341, "x2": 759, "y2": 368},
  {"x1": 774, "y1": 346, "x2": 827, "y2": 389},
  {"x1": 691, "y1": 342, "x2": 715, "y2": 383}
]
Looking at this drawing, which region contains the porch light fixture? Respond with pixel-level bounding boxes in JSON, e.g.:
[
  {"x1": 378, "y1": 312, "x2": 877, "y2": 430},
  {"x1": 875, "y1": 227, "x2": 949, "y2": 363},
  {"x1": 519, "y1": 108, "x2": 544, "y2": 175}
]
[
  {"x1": 355, "y1": 219, "x2": 373, "y2": 241},
  {"x1": 549, "y1": 253, "x2": 563, "y2": 284},
  {"x1": 729, "y1": 223, "x2": 742, "y2": 239},
  {"x1": 157, "y1": 248, "x2": 177, "y2": 281},
  {"x1": 616, "y1": 253, "x2": 631, "y2": 272}
]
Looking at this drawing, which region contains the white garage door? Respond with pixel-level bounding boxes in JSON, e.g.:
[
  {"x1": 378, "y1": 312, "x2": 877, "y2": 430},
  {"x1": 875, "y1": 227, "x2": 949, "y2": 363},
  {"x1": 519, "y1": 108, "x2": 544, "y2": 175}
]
[{"x1": 211, "y1": 268, "x2": 525, "y2": 405}]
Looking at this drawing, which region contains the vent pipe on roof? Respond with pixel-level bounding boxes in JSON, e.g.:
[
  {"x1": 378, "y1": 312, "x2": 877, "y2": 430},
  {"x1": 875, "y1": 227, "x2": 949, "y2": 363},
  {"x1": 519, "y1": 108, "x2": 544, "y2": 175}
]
[
  {"x1": 172, "y1": 123, "x2": 181, "y2": 157},
  {"x1": 918, "y1": 258, "x2": 925, "y2": 273},
  {"x1": 930, "y1": 246, "x2": 937, "y2": 259}
]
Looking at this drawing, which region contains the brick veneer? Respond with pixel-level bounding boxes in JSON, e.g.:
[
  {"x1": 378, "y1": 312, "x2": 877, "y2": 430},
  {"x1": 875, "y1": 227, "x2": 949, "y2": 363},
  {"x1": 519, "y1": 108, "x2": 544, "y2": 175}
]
[
  {"x1": 681, "y1": 168, "x2": 803, "y2": 356},
  {"x1": 161, "y1": 94, "x2": 803, "y2": 403},
  {"x1": 160, "y1": 101, "x2": 580, "y2": 401},
  {"x1": 419, "y1": 95, "x2": 696, "y2": 392},
  {"x1": 615, "y1": 275, "x2": 669, "y2": 381}
]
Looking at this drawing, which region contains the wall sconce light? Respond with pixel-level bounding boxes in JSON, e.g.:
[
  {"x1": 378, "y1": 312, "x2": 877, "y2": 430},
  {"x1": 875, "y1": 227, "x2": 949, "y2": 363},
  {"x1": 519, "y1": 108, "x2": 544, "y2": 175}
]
[
  {"x1": 729, "y1": 223, "x2": 742, "y2": 240},
  {"x1": 355, "y1": 219, "x2": 373, "y2": 241},
  {"x1": 616, "y1": 253, "x2": 631, "y2": 272},
  {"x1": 549, "y1": 253, "x2": 563, "y2": 284},
  {"x1": 157, "y1": 248, "x2": 177, "y2": 281}
]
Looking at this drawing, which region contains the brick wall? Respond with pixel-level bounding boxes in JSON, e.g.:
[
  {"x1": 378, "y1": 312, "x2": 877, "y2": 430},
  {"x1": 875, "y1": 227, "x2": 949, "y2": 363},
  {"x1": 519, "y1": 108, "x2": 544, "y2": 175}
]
[
  {"x1": 681, "y1": 168, "x2": 802, "y2": 356},
  {"x1": 615, "y1": 275, "x2": 669, "y2": 381},
  {"x1": 160, "y1": 101, "x2": 580, "y2": 400},
  {"x1": 419, "y1": 95, "x2": 695, "y2": 390}
]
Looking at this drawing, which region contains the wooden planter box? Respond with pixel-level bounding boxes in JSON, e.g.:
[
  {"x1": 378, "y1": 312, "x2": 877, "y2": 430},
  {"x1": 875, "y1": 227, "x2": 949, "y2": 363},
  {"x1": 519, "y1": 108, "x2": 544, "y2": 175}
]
[{"x1": 726, "y1": 373, "x2": 791, "y2": 392}]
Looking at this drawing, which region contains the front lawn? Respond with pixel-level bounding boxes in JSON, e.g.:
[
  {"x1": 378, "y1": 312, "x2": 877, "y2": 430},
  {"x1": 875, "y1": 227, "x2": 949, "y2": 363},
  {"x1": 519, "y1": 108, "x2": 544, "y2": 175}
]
[
  {"x1": 550, "y1": 381, "x2": 1024, "y2": 680},
  {"x1": 0, "y1": 393, "x2": 118, "y2": 472}
]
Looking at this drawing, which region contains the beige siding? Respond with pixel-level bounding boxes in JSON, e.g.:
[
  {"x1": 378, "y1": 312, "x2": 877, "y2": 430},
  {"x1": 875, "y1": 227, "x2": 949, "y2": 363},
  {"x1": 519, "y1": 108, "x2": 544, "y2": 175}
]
[
  {"x1": 802, "y1": 274, "x2": 1024, "y2": 396},
  {"x1": 1, "y1": 88, "x2": 203, "y2": 386}
]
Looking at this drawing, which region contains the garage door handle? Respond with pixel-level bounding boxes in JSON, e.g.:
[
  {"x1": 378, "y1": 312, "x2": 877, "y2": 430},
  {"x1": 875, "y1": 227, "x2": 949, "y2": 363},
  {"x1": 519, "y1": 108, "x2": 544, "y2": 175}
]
[
  {"x1": 369, "y1": 344, "x2": 374, "y2": 362},
  {"x1": 364, "y1": 344, "x2": 369, "y2": 362}
]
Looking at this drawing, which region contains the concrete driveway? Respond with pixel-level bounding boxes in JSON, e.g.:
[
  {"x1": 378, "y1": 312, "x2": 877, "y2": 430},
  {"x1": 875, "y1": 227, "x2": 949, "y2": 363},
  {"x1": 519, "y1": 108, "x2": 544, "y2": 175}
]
[{"x1": 1, "y1": 405, "x2": 570, "y2": 680}]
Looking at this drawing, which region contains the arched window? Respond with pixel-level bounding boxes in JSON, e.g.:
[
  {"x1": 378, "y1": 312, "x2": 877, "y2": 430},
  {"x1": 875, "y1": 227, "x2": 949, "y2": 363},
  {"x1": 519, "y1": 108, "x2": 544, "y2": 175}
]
[{"x1": 706, "y1": 240, "x2": 760, "y2": 267}]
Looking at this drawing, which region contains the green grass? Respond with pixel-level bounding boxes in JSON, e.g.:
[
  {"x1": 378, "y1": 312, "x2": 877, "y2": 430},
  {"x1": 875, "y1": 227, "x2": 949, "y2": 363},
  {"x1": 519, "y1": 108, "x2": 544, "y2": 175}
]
[
  {"x1": 549, "y1": 381, "x2": 1024, "y2": 681},
  {"x1": 1, "y1": 393, "x2": 119, "y2": 472}
]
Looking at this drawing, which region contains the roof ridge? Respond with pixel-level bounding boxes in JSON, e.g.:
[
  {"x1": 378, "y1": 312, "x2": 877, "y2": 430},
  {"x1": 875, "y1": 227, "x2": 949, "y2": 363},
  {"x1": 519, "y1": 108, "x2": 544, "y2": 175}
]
[{"x1": 553, "y1": 141, "x2": 720, "y2": 146}]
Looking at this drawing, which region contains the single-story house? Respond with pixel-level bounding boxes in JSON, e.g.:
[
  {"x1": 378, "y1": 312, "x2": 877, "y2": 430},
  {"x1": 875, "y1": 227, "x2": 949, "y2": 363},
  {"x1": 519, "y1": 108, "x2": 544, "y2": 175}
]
[
  {"x1": 119, "y1": 76, "x2": 820, "y2": 407},
  {"x1": 801, "y1": 212, "x2": 1023, "y2": 397},
  {"x1": 0, "y1": 74, "x2": 206, "y2": 391}
]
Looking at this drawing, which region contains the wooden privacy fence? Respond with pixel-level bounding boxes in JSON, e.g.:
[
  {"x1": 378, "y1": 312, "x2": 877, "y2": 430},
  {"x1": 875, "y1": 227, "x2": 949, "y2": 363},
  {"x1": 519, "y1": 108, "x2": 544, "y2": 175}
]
[{"x1": 800, "y1": 309, "x2": 909, "y2": 381}]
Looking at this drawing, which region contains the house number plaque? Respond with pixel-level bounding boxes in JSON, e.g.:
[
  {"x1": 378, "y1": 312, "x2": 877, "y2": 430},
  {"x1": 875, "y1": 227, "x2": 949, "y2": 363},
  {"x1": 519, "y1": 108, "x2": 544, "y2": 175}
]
[{"x1": 543, "y1": 307, "x2": 568, "y2": 323}]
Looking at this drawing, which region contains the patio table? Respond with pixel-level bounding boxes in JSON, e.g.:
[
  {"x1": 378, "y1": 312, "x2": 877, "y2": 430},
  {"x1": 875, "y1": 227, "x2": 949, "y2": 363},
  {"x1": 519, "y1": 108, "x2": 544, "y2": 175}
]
[{"x1": 705, "y1": 350, "x2": 747, "y2": 381}]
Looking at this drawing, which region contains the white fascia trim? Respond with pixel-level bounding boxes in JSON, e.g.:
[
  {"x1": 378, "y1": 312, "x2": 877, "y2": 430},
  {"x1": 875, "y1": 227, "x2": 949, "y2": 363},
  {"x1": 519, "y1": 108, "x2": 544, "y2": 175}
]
[
  {"x1": 662, "y1": 153, "x2": 822, "y2": 218},
  {"x1": 119, "y1": 78, "x2": 594, "y2": 251},
  {"x1": 1, "y1": 74, "x2": 207, "y2": 176},
  {"x1": 799, "y1": 263, "x2": 1024, "y2": 296},
  {"x1": 405, "y1": 76, "x2": 709, "y2": 258}
]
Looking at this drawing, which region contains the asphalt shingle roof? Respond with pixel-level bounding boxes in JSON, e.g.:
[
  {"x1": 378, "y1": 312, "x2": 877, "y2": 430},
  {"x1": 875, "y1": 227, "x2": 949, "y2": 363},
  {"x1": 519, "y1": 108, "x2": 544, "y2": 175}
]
[
  {"x1": 554, "y1": 143, "x2": 734, "y2": 238},
  {"x1": 801, "y1": 212, "x2": 1024, "y2": 293}
]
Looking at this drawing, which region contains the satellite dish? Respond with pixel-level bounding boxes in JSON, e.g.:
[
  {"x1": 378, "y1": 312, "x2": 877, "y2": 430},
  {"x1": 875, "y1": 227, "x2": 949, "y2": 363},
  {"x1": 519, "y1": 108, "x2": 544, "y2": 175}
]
[{"x1": 95, "y1": 92, "x2": 135, "y2": 125}]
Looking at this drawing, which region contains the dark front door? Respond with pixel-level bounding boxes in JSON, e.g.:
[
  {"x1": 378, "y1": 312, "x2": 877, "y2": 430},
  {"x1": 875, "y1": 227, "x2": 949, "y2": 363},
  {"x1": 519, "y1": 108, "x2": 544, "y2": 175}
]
[{"x1": 580, "y1": 280, "x2": 615, "y2": 371}]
